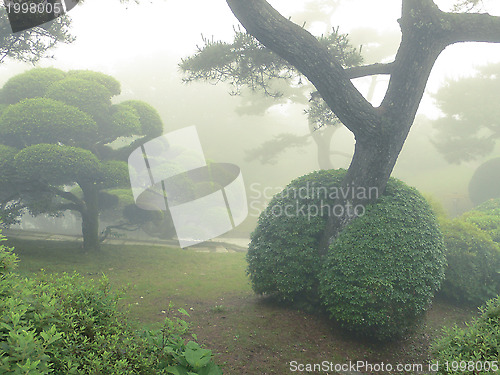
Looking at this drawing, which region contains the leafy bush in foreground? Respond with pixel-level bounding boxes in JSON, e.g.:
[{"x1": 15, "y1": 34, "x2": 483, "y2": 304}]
[
  {"x1": 433, "y1": 296, "x2": 500, "y2": 374},
  {"x1": 0, "y1": 231, "x2": 222, "y2": 374}
]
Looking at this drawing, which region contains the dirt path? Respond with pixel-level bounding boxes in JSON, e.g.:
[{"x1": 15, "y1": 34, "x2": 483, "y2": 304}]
[{"x1": 2, "y1": 228, "x2": 248, "y2": 253}]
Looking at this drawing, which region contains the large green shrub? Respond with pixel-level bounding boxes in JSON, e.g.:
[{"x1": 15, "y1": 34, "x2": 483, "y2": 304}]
[
  {"x1": 319, "y1": 178, "x2": 446, "y2": 341},
  {"x1": 439, "y1": 219, "x2": 500, "y2": 306},
  {"x1": 462, "y1": 198, "x2": 500, "y2": 243},
  {"x1": 0, "y1": 231, "x2": 222, "y2": 374},
  {"x1": 432, "y1": 296, "x2": 500, "y2": 374},
  {"x1": 247, "y1": 169, "x2": 345, "y2": 304},
  {"x1": 247, "y1": 170, "x2": 446, "y2": 340}
]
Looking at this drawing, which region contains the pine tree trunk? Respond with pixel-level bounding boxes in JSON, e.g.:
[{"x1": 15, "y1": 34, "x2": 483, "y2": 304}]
[
  {"x1": 319, "y1": 131, "x2": 405, "y2": 253},
  {"x1": 225, "y1": 0, "x2": 500, "y2": 252},
  {"x1": 81, "y1": 184, "x2": 100, "y2": 251}
]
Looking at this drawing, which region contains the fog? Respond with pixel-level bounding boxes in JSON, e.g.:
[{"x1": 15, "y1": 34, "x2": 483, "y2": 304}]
[
  {"x1": 4, "y1": 1, "x2": 500, "y2": 373},
  {"x1": 2, "y1": 0, "x2": 500, "y2": 237}
]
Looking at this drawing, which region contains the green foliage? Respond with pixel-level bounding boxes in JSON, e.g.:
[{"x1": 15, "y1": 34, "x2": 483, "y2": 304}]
[
  {"x1": 0, "y1": 146, "x2": 23, "y2": 225},
  {"x1": 181, "y1": 28, "x2": 361, "y2": 96},
  {"x1": 98, "y1": 191, "x2": 120, "y2": 211},
  {"x1": 141, "y1": 309, "x2": 223, "y2": 375},
  {"x1": 244, "y1": 133, "x2": 310, "y2": 165},
  {"x1": 107, "y1": 103, "x2": 142, "y2": 140},
  {"x1": 0, "y1": 68, "x2": 164, "y2": 249},
  {"x1": 100, "y1": 160, "x2": 131, "y2": 189},
  {"x1": 0, "y1": 144, "x2": 18, "y2": 174},
  {"x1": 437, "y1": 198, "x2": 500, "y2": 306},
  {"x1": 462, "y1": 198, "x2": 500, "y2": 242},
  {"x1": 181, "y1": 28, "x2": 361, "y2": 130},
  {"x1": 105, "y1": 188, "x2": 136, "y2": 207},
  {"x1": 432, "y1": 296, "x2": 500, "y2": 374},
  {"x1": 423, "y1": 193, "x2": 449, "y2": 223},
  {"x1": 439, "y1": 219, "x2": 500, "y2": 306},
  {"x1": 121, "y1": 100, "x2": 164, "y2": 138},
  {"x1": 0, "y1": 232, "x2": 18, "y2": 274},
  {"x1": 248, "y1": 170, "x2": 445, "y2": 341},
  {"x1": 468, "y1": 158, "x2": 500, "y2": 206},
  {"x1": 98, "y1": 188, "x2": 167, "y2": 241},
  {"x1": 319, "y1": 179, "x2": 446, "y2": 341},
  {"x1": 0, "y1": 232, "x2": 222, "y2": 374},
  {"x1": 438, "y1": 198, "x2": 500, "y2": 306},
  {"x1": 0, "y1": 98, "x2": 97, "y2": 148},
  {"x1": 122, "y1": 204, "x2": 164, "y2": 226},
  {"x1": 247, "y1": 169, "x2": 345, "y2": 304},
  {"x1": 45, "y1": 77, "x2": 113, "y2": 129},
  {"x1": 14, "y1": 144, "x2": 103, "y2": 186},
  {"x1": 67, "y1": 70, "x2": 121, "y2": 97},
  {"x1": 1, "y1": 68, "x2": 67, "y2": 104}
]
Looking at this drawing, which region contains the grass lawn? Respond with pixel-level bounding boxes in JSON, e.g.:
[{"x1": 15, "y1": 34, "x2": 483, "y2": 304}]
[{"x1": 6, "y1": 237, "x2": 477, "y2": 375}]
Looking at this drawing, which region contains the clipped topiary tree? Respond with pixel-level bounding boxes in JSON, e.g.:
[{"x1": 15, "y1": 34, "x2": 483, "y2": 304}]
[
  {"x1": 248, "y1": 170, "x2": 446, "y2": 340},
  {"x1": 1, "y1": 67, "x2": 67, "y2": 105},
  {"x1": 438, "y1": 220, "x2": 500, "y2": 306},
  {"x1": 319, "y1": 178, "x2": 446, "y2": 340},
  {"x1": 432, "y1": 295, "x2": 500, "y2": 375},
  {"x1": 0, "y1": 68, "x2": 164, "y2": 250}
]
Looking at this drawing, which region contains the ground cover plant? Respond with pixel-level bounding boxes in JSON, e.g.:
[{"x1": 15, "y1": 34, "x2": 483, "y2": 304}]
[{"x1": 0, "y1": 231, "x2": 222, "y2": 375}]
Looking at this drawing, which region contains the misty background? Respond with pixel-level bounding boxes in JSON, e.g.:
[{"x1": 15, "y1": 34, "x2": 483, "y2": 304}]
[{"x1": 2, "y1": 0, "x2": 500, "y2": 237}]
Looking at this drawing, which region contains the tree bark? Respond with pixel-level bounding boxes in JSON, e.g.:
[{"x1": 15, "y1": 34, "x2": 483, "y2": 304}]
[
  {"x1": 80, "y1": 183, "x2": 100, "y2": 251},
  {"x1": 309, "y1": 119, "x2": 336, "y2": 170},
  {"x1": 226, "y1": 0, "x2": 500, "y2": 249}
]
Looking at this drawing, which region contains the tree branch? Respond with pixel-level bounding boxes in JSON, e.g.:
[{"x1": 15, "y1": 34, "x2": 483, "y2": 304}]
[
  {"x1": 380, "y1": 0, "x2": 448, "y2": 128},
  {"x1": 345, "y1": 62, "x2": 394, "y2": 79},
  {"x1": 443, "y1": 11, "x2": 500, "y2": 44},
  {"x1": 100, "y1": 222, "x2": 141, "y2": 242},
  {"x1": 52, "y1": 203, "x2": 81, "y2": 212},
  {"x1": 47, "y1": 186, "x2": 85, "y2": 210},
  {"x1": 225, "y1": 0, "x2": 381, "y2": 138}
]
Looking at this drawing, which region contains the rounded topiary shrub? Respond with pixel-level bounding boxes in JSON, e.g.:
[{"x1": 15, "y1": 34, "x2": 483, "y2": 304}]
[
  {"x1": 247, "y1": 169, "x2": 345, "y2": 304},
  {"x1": 248, "y1": 170, "x2": 446, "y2": 341},
  {"x1": 439, "y1": 219, "x2": 500, "y2": 306},
  {"x1": 469, "y1": 157, "x2": 500, "y2": 206},
  {"x1": 432, "y1": 295, "x2": 500, "y2": 374},
  {"x1": 318, "y1": 178, "x2": 446, "y2": 341}
]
